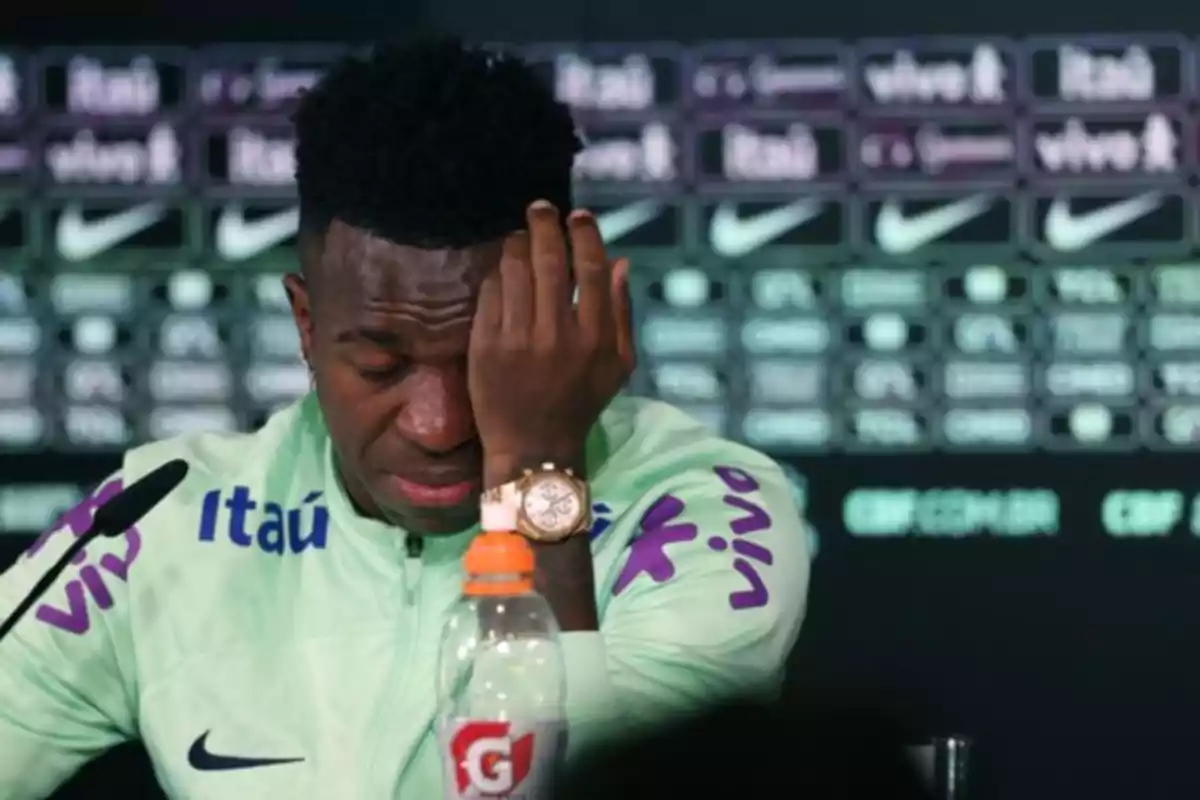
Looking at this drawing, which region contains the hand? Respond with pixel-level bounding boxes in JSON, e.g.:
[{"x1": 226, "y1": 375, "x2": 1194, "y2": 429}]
[{"x1": 469, "y1": 199, "x2": 635, "y2": 483}]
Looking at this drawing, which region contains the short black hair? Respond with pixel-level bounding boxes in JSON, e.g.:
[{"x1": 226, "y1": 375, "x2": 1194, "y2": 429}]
[{"x1": 293, "y1": 36, "x2": 582, "y2": 250}]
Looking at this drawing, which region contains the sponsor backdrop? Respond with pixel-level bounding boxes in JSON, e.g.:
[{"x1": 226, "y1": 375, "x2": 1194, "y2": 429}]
[{"x1": 3, "y1": 37, "x2": 1200, "y2": 798}]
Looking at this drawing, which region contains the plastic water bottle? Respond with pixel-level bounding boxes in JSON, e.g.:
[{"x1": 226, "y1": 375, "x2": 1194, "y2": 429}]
[{"x1": 437, "y1": 513, "x2": 566, "y2": 799}]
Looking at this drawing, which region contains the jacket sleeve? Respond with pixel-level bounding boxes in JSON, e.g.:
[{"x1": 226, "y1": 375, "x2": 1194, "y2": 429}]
[
  {"x1": 0, "y1": 472, "x2": 140, "y2": 800},
  {"x1": 560, "y1": 460, "x2": 812, "y2": 754}
]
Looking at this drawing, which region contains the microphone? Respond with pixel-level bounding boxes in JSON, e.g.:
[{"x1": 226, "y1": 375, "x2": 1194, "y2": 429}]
[{"x1": 0, "y1": 459, "x2": 189, "y2": 644}]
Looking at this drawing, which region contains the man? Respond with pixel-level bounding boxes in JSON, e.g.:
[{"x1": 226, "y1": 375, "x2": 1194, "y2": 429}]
[{"x1": 0, "y1": 38, "x2": 810, "y2": 798}]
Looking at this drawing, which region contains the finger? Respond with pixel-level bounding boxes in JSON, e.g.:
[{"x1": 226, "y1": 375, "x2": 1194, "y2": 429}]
[
  {"x1": 567, "y1": 209, "x2": 614, "y2": 342},
  {"x1": 499, "y1": 230, "x2": 533, "y2": 340},
  {"x1": 611, "y1": 257, "x2": 636, "y2": 372},
  {"x1": 471, "y1": 266, "x2": 503, "y2": 346},
  {"x1": 527, "y1": 200, "x2": 571, "y2": 333}
]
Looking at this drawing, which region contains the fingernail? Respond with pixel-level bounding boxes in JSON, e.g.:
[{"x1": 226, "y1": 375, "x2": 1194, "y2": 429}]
[
  {"x1": 529, "y1": 199, "x2": 555, "y2": 212},
  {"x1": 568, "y1": 208, "x2": 592, "y2": 223}
]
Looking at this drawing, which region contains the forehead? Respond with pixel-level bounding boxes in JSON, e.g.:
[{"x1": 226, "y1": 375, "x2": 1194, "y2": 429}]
[{"x1": 313, "y1": 220, "x2": 502, "y2": 312}]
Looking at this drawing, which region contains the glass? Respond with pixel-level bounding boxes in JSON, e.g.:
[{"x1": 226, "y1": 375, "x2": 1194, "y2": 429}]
[{"x1": 907, "y1": 735, "x2": 971, "y2": 800}]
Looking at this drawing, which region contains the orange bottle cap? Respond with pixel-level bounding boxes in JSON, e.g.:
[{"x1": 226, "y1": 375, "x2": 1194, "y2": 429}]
[{"x1": 462, "y1": 531, "x2": 536, "y2": 596}]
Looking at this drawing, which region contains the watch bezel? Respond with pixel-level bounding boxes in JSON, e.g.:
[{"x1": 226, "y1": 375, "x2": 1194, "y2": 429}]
[{"x1": 515, "y1": 467, "x2": 590, "y2": 542}]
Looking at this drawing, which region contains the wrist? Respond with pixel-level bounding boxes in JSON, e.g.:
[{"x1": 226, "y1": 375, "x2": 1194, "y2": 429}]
[
  {"x1": 531, "y1": 535, "x2": 599, "y2": 631},
  {"x1": 482, "y1": 445, "x2": 587, "y2": 489},
  {"x1": 479, "y1": 444, "x2": 598, "y2": 632}
]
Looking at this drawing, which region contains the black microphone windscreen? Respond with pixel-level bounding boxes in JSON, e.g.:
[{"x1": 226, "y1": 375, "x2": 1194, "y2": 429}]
[{"x1": 92, "y1": 459, "x2": 190, "y2": 537}]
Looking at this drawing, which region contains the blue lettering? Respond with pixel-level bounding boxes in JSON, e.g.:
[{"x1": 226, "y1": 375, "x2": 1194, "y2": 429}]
[
  {"x1": 589, "y1": 502, "x2": 613, "y2": 541},
  {"x1": 225, "y1": 486, "x2": 256, "y2": 547},
  {"x1": 288, "y1": 491, "x2": 328, "y2": 554},
  {"x1": 257, "y1": 502, "x2": 286, "y2": 555},
  {"x1": 198, "y1": 487, "x2": 329, "y2": 555},
  {"x1": 198, "y1": 489, "x2": 220, "y2": 541}
]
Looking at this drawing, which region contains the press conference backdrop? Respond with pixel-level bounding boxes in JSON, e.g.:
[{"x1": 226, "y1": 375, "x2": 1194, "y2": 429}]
[{"x1": 4, "y1": 38, "x2": 1200, "y2": 799}]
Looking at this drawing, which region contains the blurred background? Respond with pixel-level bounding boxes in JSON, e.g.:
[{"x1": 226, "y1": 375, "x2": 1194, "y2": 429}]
[{"x1": 4, "y1": 1, "x2": 1200, "y2": 798}]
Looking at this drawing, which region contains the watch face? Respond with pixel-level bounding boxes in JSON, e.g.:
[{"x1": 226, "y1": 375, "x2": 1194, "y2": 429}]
[{"x1": 522, "y1": 476, "x2": 584, "y2": 535}]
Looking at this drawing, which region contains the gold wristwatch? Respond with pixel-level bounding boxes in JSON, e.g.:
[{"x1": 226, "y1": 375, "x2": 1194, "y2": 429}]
[{"x1": 480, "y1": 463, "x2": 590, "y2": 543}]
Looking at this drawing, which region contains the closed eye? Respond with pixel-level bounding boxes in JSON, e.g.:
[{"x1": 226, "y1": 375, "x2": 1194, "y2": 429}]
[{"x1": 356, "y1": 360, "x2": 410, "y2": 381}]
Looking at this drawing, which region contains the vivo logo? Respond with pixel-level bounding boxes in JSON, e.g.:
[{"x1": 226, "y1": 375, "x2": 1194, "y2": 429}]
[
  {"x1": 45, "y1": 123, "x2": 180, "y2": 184},
  {"x1": 1035, "y1": 114, "x2": 1177, "y2": 174},
  {"x1": 573, "y1": 123, "x2": 676, "y2": 182},
  {"x1": 864, "y1": 45, "x2": 1006, "y2": 104}
]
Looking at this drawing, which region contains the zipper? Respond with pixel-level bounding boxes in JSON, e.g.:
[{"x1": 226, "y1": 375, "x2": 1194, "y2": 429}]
[
  {"x1": 366, "y1": 533, "x2": 426, "y2": 796},
  {"x1": 403, "y1": 534, "x2": 424, "y2": 606}
]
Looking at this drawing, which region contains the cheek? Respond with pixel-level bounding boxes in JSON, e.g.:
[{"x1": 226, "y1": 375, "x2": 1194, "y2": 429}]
[{"x1": 313, "y1": 365, "x2": 381, "y2": 439}]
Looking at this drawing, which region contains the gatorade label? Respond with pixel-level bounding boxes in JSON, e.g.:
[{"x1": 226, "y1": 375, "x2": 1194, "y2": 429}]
[{"x1": 438, "y1": 718, "x2": 566, "y2": 799}]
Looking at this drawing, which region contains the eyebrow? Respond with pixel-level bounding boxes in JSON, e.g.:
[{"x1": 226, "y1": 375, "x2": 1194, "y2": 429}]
[{"x1": 334, "y1": 328, "x2": 403, "y2": 345}]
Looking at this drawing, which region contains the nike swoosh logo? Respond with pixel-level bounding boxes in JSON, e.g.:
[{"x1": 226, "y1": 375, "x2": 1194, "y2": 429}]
[
  {"x1": 709, "y1": 199, "x2": 825, "y2": 258},
  {"x1": 187, "y1": 731, "x2": 304, "y2": 772},
  {"x1": 215, "y1": 205, "x2": 299, "y2": 261},
  {"x1": 56, "y1": 202, "x2": 166, "y2": 262},
  {"x1": 596, "y1": 199, "x2": 663, "y2": 243},
  {"x1": 1043, "y1": 192, "x2": 1163, "y2": 252},
  {"x1": 874, "y1": 194, "x2": 993, "y2": 255}
]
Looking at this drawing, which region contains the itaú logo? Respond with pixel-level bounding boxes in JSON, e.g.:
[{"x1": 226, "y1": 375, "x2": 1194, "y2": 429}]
[{"x1": 451, "y1": 721, "x2": 535, "y2": 796}]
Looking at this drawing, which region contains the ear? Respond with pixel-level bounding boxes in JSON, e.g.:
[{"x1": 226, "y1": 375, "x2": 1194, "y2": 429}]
[{"x1": 283, "y1": 273, "x2": 314, "y2": 367}]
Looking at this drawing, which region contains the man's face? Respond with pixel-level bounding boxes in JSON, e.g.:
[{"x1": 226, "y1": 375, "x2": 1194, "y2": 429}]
[{"x1": 285, "y1": 220, "x2": 502, "y2": 535}]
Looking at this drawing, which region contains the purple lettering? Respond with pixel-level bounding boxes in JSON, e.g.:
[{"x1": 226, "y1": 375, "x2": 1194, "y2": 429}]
[
  {"x1": 731, "y1": 538, "x2": 773, "y2": 565},
  {"x1": 26, "y1": 478, "x2": 125, "y2": 560},
  {"x1": 25, "y1": 475, "x2": 146, "y2": 635},
  {"x1": 728, "y1": 559, "x2": 770, "y2": 610},
  {"x1": 613, "y1": 468, "x2": 780, "y2": 610},
  {"x1": 97, "y1": 529, "x2": 141, "y2": 581},
  {"x1": 723, "y1": 494, "x2": 772, "y2": 535},
  {"x1": 713, "y1": 465, "x2": 776, "y2": 610},
  {"x1": 79, "y1": 565, "x2": 114, "y2": 610},
  {"x1": 34, "y1": 580, "x2": 91, "y2": 634},
  {"x1": 714, "y1": 466, "x2": 760, "y2": 494},
  {"x1": 612, "y1": 495, "x2": 698, "y2": 596}
]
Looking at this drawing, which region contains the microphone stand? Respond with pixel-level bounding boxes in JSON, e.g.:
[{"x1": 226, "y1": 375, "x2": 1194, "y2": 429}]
[
  {"x1": 0, "y1": 530, "x2": 100, "y2": 642},
  {"x1": 0, "y1": 458, "x2": 190, "y2": 644}
]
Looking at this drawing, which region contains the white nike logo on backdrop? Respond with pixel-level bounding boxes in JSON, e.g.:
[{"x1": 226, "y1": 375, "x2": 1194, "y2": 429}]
[
  {"x1": 56, "y1": 202, "x2": 166, "y2": 262},
  {"x1": 596, "y1": 200, "x2": 663, "y2": 243},
  {"x1": 873, "y1": 195, "x2": 993, "y2": 254},
  {"x1": 708, "y1": 199, "x2": 825, "y2": 258},
  {"x1": 1042, "y1": 192, "x2": 1162, "y2": 252},
  {"x1": 215, "y1": 206, "x2": 300, "y2": 261}
]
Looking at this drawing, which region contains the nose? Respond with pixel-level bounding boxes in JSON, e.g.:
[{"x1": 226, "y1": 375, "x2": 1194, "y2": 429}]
[{"x1": 393, "y1": 363, "x2": 477, "y2": 454}]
